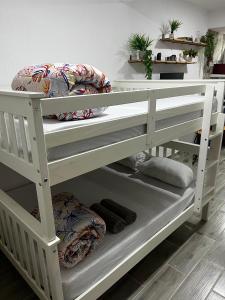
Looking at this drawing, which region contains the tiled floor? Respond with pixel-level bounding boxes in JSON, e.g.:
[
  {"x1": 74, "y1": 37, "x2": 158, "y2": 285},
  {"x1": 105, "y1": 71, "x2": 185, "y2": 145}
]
[{"x1": 1, "y1": 177, "x2": 225, "y2": 299}]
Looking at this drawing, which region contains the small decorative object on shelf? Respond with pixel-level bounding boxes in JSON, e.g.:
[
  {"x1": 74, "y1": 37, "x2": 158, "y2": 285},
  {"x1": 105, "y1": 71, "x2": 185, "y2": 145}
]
[
  {"x1": 160, "y1": 23, "x2": 170, "y2": 40},
  {"x1": 182, "y1": 49, "x2": 198, "y2": 62},
  {"x1": 177, "y1": 36, "x2": 193, "y2": 42},
  {"x1": 157, "y1": 52, "x2": 162, "y2": 61},
  {"x1": 128, "y1": 33, "x2": 153, "y2": 79},
  {"x1": 169, "y1": 19, "x2": 182, "y2": 39}
]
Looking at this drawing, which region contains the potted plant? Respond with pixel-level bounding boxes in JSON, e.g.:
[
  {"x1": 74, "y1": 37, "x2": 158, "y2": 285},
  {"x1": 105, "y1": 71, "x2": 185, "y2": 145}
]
[
  {"x1": 160, "y1": 23, "x2": 170, "y2": 40},
  {"x1": 128, "y1": 33, "x2": 152, "y2": 60},
  {"x1": 128, "y1": 33, "x2": 153, "y2": 79},
  {"x1": 183, "y1": 49, "x2": 198, "y2": 62},
  {"x1": 169, "y1": 19, "x2": 182, "y2": 39},
  {"x1": 189, "y1": 49, "x2": 198, "y2": 61}
]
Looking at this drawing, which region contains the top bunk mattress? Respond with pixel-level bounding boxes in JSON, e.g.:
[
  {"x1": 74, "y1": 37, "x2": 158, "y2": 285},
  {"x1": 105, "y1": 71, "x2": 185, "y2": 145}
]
[
  {"x1": 8, "y1": 165, "x2": 195, "y2": 300},
  {"x1": 43, "y1": 94, "x2": 216, "y2": 161}
]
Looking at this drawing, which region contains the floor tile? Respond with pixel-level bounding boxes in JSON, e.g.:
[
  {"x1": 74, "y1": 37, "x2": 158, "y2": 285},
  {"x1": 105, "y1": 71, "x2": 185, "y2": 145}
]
[
  {"x1": 214, "y1": 271, "x2": 225, "y2": 297},
  {"x1": 168, "y1": 233, "x2": 214, "y2": 274},
  {"x1": 131, "y1": 265, "x2": 183, "y2": 300},
  {"x1": 171, "y1": 260, "x2": 222, "y2": 300},
  {"x1": 98, "y1": 273, "x2": 141, "y2": 300},
  {"x1": 128, "y1": 240, "x2": 178, "y2": 284},
  {"x1": 166, "y1": 223, "x2": 198, "y2": 247},
  {"x1": 214, "y1": 188, "x2": 225, "y2": 201},
  {"x1": 198, "y1": 211, "x2": 225, "y2": 240},
  {"x1": 206, "y1": 238, "x2": 225, "y2": 268},
  {"x1": 207, "y1": 291, "x2": 225, "y2": 300}
]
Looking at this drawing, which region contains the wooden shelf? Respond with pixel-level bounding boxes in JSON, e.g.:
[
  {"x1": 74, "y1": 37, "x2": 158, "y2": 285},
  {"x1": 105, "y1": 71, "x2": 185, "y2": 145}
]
[
  {"x1": 128, "y1": 59, "x2": 196, "y2": 65},
  {"x1": 160, "y1": 38, "x2": 206, "y2": 47}
]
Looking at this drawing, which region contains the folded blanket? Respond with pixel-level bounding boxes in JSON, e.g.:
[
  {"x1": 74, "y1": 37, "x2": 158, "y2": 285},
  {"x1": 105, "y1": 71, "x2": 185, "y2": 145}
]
[
  {"x1": 12, "y1": 63, "x2": 112, "y2": 121},
  {"x1": 32, "y1": 192, "x2": 106, "y2": 268},
  {"x1": 101, "y1": 199, "x2": 137, "y2": 225},
  {"x1": 90, "y1": 203, "x2": 126, "y2": 234}
]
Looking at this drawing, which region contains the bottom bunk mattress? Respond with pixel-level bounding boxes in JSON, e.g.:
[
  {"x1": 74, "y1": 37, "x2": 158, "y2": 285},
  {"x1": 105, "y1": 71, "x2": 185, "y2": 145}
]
[{"x1": 8, "y1": 165, "x2": 195, "y2": 300}]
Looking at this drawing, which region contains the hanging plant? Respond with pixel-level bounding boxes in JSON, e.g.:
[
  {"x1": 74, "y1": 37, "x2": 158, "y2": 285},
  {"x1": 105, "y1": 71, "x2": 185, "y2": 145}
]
[
  {"x1": 143, "y1": 47, "x2": 153, "y2": 80},
  {"x1": 204, "y1": 31, "x2": 216, "y2": 65}
]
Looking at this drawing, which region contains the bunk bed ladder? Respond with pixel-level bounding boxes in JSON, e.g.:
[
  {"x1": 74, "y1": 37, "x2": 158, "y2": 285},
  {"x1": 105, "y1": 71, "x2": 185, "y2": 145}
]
[{"x1": 194, "y1": 85, "x2": 215, "y2": 215}]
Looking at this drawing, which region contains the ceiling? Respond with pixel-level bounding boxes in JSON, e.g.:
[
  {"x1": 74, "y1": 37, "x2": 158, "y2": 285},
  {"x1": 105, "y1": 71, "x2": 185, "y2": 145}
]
[{"x1": 184, "y1": 0, "x2": 225, "y2": 11}]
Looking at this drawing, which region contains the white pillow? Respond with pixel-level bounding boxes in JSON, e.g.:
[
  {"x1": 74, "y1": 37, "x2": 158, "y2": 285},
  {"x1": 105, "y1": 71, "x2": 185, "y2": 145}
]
[
  {"x1": 117, "y1": 151, "x2": 151, "y2": 171},
  {"x1": 138, "y1": 157, "x2": 194, "y2": 188}
]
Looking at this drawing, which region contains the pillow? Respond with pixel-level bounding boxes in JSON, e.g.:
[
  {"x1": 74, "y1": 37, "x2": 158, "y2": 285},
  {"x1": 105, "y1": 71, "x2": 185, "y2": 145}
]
[
  {"x1": 117, "y1": 151, "x2": 151, "y2": 171},
  {"x1": 11, "y1": 63, "x2": 111, "y2": 121},
  {"x1": 138, "y1": 157, "x2": 193, "y2": 188}
]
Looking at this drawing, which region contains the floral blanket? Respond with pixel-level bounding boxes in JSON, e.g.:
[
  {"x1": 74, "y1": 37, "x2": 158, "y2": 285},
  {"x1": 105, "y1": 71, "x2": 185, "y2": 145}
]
[
  {"x1": 11, "y1": 63, "x2": 111, "y2": 121},
  {"x1": 32, "y1": 192, "x2": 106, "y2": 268}
]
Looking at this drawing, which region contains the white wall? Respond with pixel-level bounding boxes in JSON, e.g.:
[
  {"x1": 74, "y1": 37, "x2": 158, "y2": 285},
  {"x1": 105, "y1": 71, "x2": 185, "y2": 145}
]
[
  {"x1": 0, "y1": 0, "x2": 208, "y2": 86},
  {"x1": 208, "y1": 9, "x2": 225, "y2": 30}
]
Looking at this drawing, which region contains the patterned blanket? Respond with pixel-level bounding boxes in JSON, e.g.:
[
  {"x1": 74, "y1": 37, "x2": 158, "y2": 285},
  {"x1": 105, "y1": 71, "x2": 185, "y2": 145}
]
[
  {"x1": 32, "y1": 192, "x2": 106, "y2": 268},
  {"x1": 12, "y1": 63, "x2": 111, "y2": 121}
]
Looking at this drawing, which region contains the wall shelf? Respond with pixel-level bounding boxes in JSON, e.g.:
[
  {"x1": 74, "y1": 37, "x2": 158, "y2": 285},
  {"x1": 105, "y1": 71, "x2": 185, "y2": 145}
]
[
  {"x1": 160, "y1": 38, "x2": 206, "y2": 47},
  {"x1": 128, "y1": 59, "x2": 196, "y2": 65}
]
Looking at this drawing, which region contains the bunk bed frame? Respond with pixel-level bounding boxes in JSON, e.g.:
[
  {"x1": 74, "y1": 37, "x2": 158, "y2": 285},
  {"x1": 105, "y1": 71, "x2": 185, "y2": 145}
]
[
  {"x1": 0, "y1": 83, "x2": 223, "y2": 300},
  {"x1": 114, "y1": 79, "x2": 225, "y2": 220}
]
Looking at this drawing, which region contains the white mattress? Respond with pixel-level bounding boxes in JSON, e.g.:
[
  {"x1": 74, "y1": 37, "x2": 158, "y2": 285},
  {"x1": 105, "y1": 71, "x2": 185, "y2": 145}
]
[
  {"x1": 8, "y1": 165, "x2": 195, "y2": 300},
  {"x1": 44, "y1": 94, "x2": 215, "y2": 161}
]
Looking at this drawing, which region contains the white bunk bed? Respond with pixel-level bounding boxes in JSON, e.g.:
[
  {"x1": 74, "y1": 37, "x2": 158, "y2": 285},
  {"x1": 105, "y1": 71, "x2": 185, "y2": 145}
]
[
  {"x1": 0, "y1": 83, "x2": 222, "y2": 300},
  {"x1": 114, "y1": 79, "x2": 225, "y2": 220}
]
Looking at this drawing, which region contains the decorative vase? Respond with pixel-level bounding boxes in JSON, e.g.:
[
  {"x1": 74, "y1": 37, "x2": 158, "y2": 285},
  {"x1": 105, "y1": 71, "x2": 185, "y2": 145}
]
[
  {"x1": 162, "y1": 34, "x2": 165, "y2": 40},
  {"x1": 135, "y1": 50, "x2": 140, "y2": 60},
  {"x1": 169, "y1": 33, "x2": 174, "y2": 39},
  {"x1": 187, "y1": 56, "x2": 192, "y2": 62}
]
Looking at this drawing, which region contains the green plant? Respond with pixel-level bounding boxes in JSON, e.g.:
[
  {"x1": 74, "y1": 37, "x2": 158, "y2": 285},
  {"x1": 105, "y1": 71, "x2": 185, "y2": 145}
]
[
  {"x1": 169, "y1": 19, "x2": 182, "y2": 33},
  {"x1": 143, "y1": 48, "x2": 153, "y2": 80},
  {"x1": 128, "y1": 33, "x2": 153, "y2": 79},
  {"x1": 189, "y1": 49, "x2": 198, "y2": 58},
  {"x1": 183, "y1": 49, "x2": 198, "y2": 58},
  {"x1": 128, "y1": 33, "x2": 153, "y2": 51},
  {"x1": 183, "y1": 50, "x2": 189, "y2": 57},
  {"x1": 204, "y1": 31, "x2": 216, "y2": 65}
]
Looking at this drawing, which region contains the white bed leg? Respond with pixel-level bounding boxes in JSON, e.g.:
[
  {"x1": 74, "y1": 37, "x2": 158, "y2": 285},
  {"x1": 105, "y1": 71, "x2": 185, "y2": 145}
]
[
  {"x1": 201, "y1": 203, "x2": 210, "y2": 221},
  {"x1": 194, "y1": 85, "x2": 215, "y2": 215}
]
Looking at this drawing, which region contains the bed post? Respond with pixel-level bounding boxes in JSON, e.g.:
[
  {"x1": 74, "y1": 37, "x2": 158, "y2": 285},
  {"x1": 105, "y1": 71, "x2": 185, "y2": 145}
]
[
  {"x1": 146, "y1": 90, "x2": 156, "y2": 149},
  {"x1": 194, "y1": 84, "x2": 215, "y2": 216},
  {"x1": 27, "y1": 98, "x2": 56, "y2": 242}
]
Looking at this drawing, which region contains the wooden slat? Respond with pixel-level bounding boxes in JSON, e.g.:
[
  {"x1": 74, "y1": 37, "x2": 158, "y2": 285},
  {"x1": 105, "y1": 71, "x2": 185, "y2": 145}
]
[
  {"x1": 41, "y1": 86, "x2": 206, "y2": 116},
  {"x1": 45, "y1": 114, "x2": 147, "y2": 148},
  {"x1": 8, "y1": 113, "x2": 19, "y2": 156},
  {"x1": 12, "y1": 220, "x2": 24, "y2": 264},
  {"x1": 0, "y1": 148, "x2": 37, "y2": 183},
  {"x1": 0, "y1": 209, "x2": 10, "y2": 248},
  {"x1": 21, "y1": 229, "x2": 32, "y2": 276},
  {"x1": 41, "y1": 90, "x2": 149, "y2": 115},
  {"x1": 5, "y1": 213, "x2": 15, "y2": 254},
  {"x1": 18, "y1": 116, "x2": 29, "y2": 161},
  {"x1": 0, "y1": 209, "x2": 6, "y2": 245},
  {"x1": 48, "y1": 135, "x2": 147, "y2": 186},
  {"x1": 152, "y1": 118, "x2": 203, "y2": 148},
  {"x1": 0, "y1": 111, "x2": 9, "y2": 150},
  {"x1": 37, "y1": 247, "x2": 51, "y2": 298},
  {"x1": 29, "y1": 238, "x2": 41, "y2": 287}
]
